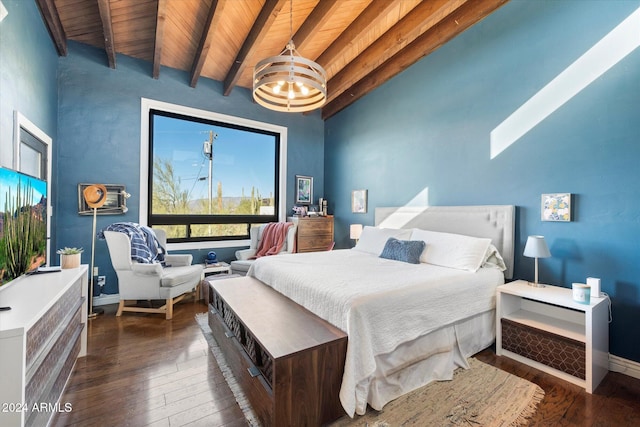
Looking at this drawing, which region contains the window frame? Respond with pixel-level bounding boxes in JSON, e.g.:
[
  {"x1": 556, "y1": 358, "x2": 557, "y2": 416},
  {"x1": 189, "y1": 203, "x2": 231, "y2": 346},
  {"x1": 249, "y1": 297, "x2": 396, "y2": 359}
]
[{"x1": 140, "y1": 98, "x2": 288, "y2": 250}]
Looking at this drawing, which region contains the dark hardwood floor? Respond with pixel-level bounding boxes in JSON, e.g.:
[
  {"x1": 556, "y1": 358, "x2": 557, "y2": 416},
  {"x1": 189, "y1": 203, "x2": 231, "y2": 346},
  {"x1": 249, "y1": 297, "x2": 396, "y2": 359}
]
[
  {"x1": 54, "y1": 298, "x2": 640, "y2": 426},
  {"x1": 52, "y1": 299, "x2": 247, "y2": 427}
]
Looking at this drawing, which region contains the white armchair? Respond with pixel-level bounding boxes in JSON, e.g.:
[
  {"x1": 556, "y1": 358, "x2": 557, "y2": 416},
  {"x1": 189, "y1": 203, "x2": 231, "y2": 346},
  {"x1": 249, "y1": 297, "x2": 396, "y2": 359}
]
[
  {"x1": 230, "y1": 223, "x2": 297, "y2": 275},
  {"x1": 104, "y1": 230, "x2": 203, "y2": 320},
  {"x1": 153, "y1": 228, "x2": 193, "y2": 267}
]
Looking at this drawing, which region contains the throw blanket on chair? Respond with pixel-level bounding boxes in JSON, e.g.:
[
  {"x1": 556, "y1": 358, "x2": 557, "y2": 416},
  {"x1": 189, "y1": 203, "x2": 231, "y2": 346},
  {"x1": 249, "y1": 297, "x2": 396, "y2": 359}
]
[
  {"x1": 98, "y1": 222, "x2": 165, "y2": 264},
  {"x1": 251, "y1": 222, "x2": 293, "y2": 259}
]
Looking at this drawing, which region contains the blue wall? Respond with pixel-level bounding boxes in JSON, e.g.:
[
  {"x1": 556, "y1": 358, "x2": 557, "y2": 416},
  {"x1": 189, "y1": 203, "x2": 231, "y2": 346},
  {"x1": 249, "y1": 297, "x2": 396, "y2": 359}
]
[
  {"x1": 56, "y1": 42, "x2": 324, "y2": 294},
  {"x1": 325, "y1": 0, "x2": 640, "y2": 362},
  {"x1": 0, "y1": 0, "x2": 58, "y2": 171}
]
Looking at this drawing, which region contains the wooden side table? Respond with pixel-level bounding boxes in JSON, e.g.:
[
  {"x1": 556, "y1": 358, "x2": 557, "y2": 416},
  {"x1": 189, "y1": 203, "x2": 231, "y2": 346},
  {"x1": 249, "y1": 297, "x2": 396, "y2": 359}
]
[
  {"x1": 288, "y1": 215, "x2": 334, "y2": 253},
  {"x1": 496, "y1": 280, "x2": 609, "y2": 393}
]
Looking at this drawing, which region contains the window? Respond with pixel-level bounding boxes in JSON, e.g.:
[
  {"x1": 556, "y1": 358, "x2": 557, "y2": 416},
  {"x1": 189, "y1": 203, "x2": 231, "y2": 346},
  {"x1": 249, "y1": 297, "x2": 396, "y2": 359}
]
[{"x1": 141, "y1": 99, "x2": 287, "y2": 246}]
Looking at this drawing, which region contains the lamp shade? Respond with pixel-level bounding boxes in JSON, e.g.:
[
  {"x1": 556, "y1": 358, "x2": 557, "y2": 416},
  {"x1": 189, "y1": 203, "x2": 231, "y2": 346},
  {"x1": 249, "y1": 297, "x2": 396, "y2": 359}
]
[
  {"x1": 350, "y1": 224, "x2": 363, "y2": 240},
  {"x1": 523, "y1": 235, "x2": 551, "y2": 258}
]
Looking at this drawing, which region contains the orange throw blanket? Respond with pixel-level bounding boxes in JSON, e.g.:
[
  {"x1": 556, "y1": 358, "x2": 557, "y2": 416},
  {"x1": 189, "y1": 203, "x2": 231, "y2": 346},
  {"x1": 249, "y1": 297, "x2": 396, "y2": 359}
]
[{"x1": 251, "y1": 222, "x2": 293, "y2": 259}]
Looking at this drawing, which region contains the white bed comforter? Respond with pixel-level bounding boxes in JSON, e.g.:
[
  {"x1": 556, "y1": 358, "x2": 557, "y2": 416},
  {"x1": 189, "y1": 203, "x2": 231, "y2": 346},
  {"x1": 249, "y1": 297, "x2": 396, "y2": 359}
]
[{"x1": 247, "y1": 249, "x2": 504, "y2": 417}]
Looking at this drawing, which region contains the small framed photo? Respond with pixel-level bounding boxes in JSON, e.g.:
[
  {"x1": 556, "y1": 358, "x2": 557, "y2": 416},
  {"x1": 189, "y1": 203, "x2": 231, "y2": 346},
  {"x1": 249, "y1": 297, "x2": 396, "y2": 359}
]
[
  {"x1": 541, "y1": 193, "x2": 571, "y2": 222},
  {"x1": 295, "y1": 175, "x2": 313, "y2": 205},
  {"x1": 352, "y1": 189, "x2": 368, "y2": 213}
]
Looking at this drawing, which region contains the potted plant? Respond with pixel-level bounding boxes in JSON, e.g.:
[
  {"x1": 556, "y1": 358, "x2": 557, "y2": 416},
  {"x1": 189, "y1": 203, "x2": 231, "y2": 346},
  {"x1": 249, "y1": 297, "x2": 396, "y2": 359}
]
[{"x1": 57, "y1": 247, "x2": 83, "y2": 269}]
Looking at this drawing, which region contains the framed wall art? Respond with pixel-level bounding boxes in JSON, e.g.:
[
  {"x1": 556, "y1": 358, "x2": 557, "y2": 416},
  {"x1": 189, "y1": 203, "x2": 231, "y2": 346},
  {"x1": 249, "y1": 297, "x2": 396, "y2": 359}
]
[
  {"x1": 541, "y1": 193, "x2": 572, "y2": 222},
  {"x1": 295, "y1": 175, "x2": 313, "y2": 205},
  {"x1": 78, "y1": 183, "x2": 130, "y2": 215},
  {"x1": 352, "y1": 189, "x2": 368, "y2": 213}
]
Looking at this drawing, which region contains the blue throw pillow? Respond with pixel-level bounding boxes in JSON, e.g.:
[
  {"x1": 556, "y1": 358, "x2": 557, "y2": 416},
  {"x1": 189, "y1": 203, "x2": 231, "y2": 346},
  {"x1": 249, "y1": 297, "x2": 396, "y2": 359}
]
[{"x1": 379, "y1": 237, "x2": 426, "y2": 264}]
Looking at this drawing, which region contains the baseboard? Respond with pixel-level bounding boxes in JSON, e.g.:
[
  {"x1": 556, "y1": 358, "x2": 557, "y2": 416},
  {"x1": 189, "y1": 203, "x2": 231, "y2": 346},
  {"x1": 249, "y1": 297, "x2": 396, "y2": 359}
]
[
  {"x1": 610, "y1": 354, "x2": 640, "y2": 380},
  {"x1": 93, "y1": 293, "x2": 119, "y2": 306}
]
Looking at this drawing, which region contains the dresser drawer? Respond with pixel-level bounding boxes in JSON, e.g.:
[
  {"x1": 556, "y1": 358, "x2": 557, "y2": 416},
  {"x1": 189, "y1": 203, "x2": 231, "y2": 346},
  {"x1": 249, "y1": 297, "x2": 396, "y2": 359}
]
[
  {"x1": 297, "y1": 219, "x2": 333, "y2": 235},
  {"x1": 297, "y1": 236, "x2": 333, "y2": 252}
]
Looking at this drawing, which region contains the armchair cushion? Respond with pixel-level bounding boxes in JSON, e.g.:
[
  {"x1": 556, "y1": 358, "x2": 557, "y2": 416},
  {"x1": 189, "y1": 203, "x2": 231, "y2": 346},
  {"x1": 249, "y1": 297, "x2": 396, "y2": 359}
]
[{"x1": 160, "y1": 265, "x2": 203, "y2": 288}]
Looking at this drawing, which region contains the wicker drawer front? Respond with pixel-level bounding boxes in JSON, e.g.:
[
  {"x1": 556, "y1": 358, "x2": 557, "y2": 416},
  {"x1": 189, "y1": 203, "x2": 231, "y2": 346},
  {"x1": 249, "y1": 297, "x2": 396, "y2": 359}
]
[{"x1": 501, "y1": 318, "x2": 586, "y2": 379}]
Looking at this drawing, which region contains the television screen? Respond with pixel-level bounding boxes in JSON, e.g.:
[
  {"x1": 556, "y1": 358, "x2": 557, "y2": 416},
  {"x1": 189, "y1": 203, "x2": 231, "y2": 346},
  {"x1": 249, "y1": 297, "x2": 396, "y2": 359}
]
[{"x1": 0, "y1": 167, "x2": 48, "y2": 286}]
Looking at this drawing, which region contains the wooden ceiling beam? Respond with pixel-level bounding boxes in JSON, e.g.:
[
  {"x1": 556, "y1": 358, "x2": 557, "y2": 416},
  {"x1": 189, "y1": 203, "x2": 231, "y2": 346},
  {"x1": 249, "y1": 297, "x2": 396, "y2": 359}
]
[
  {"x1": 152, "y1": 0, "x2": 167, "y2": 79},
  {"x1": 190, "y1": 0, "x2": 226, "y2": 88},
  {"x1": 35, "y1": 0, "x2": 67, "y2": 56},
  {"x1": 223, "y1": 0, "x2": 287, "y2": 96},
  {"x1": 291, "y1": 0, "x2": 341, "y2": 49},
  {"x1": 322, "y1": 0, "x2": 510, "y2": 119},
  {"x1": 326, "y1": 0, "x2": 467, "y2": 105},
  {"x1": 315, "y1": 0, "x2": 399, "y2": 69},
  {"x1": 97, "y1": 0, "x2": 117, "y2": 68}
]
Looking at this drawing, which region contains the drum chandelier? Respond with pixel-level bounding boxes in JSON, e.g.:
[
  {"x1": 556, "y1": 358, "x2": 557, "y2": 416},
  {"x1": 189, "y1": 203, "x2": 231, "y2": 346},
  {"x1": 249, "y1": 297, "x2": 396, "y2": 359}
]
[{"x1": 253, "y1": 0, "x2": 327, "y2": 113}]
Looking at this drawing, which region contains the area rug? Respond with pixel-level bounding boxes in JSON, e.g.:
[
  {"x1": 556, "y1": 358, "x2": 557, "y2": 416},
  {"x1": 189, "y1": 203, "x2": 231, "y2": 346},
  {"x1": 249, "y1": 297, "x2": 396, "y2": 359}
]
[{"x1": 196, "y1": 313, "x2": 544, "y2": 426}]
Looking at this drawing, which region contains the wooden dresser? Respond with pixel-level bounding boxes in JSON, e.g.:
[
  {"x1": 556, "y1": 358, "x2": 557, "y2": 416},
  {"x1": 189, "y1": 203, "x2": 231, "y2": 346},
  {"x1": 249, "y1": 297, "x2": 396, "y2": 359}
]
[
  {"x1": 289, "y1": 215, "x2": 334, "y2": 252},
  {"x1": 208, "y1": 276, "x2": 347, "y2": 426},
  {"x1": 0, "y1": 266, "x2": 88, "y2": 427}
]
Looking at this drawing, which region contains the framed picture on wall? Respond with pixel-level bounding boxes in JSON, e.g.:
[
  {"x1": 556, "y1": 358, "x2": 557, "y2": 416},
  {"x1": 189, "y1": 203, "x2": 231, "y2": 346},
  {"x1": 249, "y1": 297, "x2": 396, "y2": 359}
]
[
  {"x1": 541, "y1": 193, "x2": 572, "y2": 222},
  {"x1": 78, "y1": 183, "x2": 129, "y2": 215},
  {"x1": 352, "y1": 189, "x2": 367, "y2": 213},
  {"x1": 295, "y1": 175, "x2": 313, "y2": 205}
]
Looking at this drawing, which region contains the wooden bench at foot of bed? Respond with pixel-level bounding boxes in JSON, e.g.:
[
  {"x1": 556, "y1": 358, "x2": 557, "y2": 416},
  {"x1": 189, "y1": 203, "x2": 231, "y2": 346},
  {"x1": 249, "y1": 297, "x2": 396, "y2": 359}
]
[{"x1": 207, "y1": 276, "x2": 347, "y2": 427}]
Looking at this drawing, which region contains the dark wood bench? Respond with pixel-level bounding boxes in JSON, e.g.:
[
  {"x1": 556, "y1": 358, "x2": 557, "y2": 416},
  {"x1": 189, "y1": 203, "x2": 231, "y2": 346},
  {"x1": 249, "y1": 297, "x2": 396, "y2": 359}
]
[{"x1": 207, "y1": 276, "x2": 347, "y2": 426}]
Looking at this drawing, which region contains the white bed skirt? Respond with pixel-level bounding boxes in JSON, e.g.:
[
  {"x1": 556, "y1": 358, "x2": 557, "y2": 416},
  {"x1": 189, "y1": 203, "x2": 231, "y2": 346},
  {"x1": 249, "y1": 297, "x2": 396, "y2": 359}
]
[{"x1": 359, "y1": 309, "x2": 496, "y2": 414}]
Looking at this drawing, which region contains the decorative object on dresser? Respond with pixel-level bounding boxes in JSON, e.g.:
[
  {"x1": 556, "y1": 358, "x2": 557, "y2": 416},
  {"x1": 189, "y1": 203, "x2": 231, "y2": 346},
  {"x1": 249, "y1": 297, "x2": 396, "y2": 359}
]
[
  {"x1": 57, "y1": 247, "x2": 83, "y2": 269},
  {"x1": 0, "y1": 266, "x2": 88, "y2": 427},
  {"x1": 289, "y1": 215, "x2": 334, "y2": 253},
  {"x1": 496, "y1": 280, "x2": 609, "y2": 393},
  {"x1": 523, "y1": 235, "x2": 551, "y2": 287},
  {"x1": 207, "y1": 276, "x2": 347, "y2": 426}
]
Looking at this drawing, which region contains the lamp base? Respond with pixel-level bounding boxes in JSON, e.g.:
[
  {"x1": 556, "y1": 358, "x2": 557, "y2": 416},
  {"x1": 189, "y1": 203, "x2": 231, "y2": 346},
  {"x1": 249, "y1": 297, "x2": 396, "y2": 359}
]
[
  {"x1": 528, "y1": 281, "x2": 545, "y2": 288},
  {"x1": 88, "y1": 307, "x2": 104, "y2": 319}
]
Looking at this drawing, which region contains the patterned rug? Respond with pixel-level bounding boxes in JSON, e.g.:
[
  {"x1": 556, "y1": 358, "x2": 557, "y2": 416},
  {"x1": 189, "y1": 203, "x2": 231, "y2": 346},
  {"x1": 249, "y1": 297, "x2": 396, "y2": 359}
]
[{"x1": 196, "y1": 313, "x2": 544, "y2": 426}]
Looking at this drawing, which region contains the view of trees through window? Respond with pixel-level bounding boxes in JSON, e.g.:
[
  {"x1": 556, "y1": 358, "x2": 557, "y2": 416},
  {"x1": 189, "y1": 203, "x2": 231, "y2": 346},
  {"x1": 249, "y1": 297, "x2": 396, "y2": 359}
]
[{"x1": 149, "y1": 110, "x2": 279, "y2": 241}]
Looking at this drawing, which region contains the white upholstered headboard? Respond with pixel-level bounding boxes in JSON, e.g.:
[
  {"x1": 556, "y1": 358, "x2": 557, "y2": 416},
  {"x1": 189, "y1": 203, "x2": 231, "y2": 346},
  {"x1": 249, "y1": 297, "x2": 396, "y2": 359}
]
[{"x1": 375, "y1": 205, "x2": 515, "y2": 279}]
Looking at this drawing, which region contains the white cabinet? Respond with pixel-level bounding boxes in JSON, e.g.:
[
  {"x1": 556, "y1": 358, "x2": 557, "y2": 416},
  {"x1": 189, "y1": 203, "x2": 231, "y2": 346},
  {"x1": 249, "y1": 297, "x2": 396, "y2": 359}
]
[
  {"x1": 496, "y1": 280, "x2": 608, "y2": 393},
  {"x1": 0, "y1": 266, "x2": 88, "y2": 427}
]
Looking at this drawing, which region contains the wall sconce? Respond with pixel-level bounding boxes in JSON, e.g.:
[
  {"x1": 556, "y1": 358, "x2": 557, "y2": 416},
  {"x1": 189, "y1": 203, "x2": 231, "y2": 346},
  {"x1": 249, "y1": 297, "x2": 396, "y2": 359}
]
[
  {"x1": 523, "y1": 235, "x2": 551, "y2": 287},
  {"x1": 350, "y1": 224, "x2": 363, "y2": 245}
]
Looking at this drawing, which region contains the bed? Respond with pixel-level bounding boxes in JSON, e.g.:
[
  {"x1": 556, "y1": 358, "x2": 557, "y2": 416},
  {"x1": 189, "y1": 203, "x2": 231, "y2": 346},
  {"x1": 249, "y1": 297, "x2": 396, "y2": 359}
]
[{"x1": 247, "y1": 205, "x2": 515, "y2": 417}]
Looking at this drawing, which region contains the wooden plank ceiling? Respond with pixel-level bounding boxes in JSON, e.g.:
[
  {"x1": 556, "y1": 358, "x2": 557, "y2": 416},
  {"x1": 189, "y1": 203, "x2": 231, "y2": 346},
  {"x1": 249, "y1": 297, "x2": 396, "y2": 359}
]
[{"x1": 37, "y1": 0, "x2": 509, "y2": 119}]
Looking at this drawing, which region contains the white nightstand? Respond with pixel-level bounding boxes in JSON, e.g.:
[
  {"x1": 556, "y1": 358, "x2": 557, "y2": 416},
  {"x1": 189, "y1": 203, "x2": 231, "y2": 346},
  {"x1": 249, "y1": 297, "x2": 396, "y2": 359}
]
[
  {"x1": 496, "y1": 280, "x2": 609, "y2": 393},
  {"x1": 203, "y1": 262, "x2": 230, "y2": 276}
]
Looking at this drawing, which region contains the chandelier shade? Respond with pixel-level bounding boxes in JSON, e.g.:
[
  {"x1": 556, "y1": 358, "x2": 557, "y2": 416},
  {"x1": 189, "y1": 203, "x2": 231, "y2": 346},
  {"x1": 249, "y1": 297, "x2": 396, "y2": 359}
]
[{"x1": 253, "y1": 40, "x2": 327, "y2": 112}]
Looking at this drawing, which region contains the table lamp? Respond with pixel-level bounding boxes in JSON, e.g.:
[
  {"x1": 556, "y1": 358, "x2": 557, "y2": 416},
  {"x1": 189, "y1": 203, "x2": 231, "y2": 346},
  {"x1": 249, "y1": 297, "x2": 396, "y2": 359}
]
[
  {"x1": 350, "y1": 224, "x2": 363, "y2": 245},
  {"x1": 523, "y1": 235, "x2": 551, "y2": 287}
]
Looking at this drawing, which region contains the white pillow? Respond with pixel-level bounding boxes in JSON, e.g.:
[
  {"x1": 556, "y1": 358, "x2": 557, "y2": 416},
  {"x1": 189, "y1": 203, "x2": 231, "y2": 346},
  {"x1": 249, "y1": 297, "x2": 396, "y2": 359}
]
[
  {"x1": 353, "y1": 226, "x2": 412, "y2": 256},
  {"x1": 482, "y1": 244, "x2": 507, "y2": 271},
  {"x1": 410, "y1": 229, "x2": 492, "y2": 272}
]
